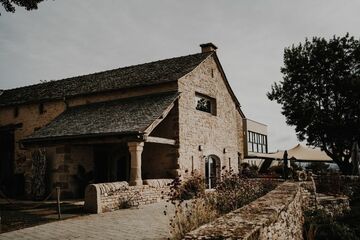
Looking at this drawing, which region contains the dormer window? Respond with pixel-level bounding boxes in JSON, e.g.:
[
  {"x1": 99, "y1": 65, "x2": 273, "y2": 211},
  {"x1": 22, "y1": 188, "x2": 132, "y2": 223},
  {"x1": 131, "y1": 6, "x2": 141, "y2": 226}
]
[{"x1": 195, "y1": 93, "x2": 216, "y2": 115}]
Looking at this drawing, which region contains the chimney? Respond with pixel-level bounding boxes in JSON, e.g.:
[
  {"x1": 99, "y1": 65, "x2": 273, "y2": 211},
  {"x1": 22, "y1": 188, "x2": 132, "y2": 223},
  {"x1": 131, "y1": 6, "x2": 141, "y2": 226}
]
[{"x1": 200, "y1": 43, "x2": 218, "y2": 53}]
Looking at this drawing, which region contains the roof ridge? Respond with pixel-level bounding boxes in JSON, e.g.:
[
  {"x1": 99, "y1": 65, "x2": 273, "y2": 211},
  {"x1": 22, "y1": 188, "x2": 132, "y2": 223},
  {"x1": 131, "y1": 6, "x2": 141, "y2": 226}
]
[{"x1": 3, "y1": 52, "x2": 211, "y2": 92}]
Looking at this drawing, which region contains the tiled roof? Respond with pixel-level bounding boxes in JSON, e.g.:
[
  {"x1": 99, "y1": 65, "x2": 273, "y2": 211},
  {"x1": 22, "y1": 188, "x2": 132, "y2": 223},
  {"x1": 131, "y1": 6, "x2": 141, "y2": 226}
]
[
  {"x1": 0, "y1": 52, "x2": 211, "y2": 106},
  {"x1": 23, "y1": 92, "x2": 179, "y2": 142}
]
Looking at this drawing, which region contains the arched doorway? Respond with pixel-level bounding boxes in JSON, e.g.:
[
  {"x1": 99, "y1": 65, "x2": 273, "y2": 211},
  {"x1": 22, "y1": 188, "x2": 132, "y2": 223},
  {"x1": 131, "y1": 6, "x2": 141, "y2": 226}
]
[{"x1": 205, "y1": 155, "x2": 220, "y2": 189}]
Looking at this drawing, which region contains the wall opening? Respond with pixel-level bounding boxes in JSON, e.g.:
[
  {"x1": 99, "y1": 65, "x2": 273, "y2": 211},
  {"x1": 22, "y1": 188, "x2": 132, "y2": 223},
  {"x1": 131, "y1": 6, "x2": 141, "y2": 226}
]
[
  {"x1": 205, "y1": 155, "x2": 220, "y2": 189},
  {"x1": 0, "y1": 129, "x2": 18, "y2": 197},
  {"x1": 93, "y1": 144, "x2": 130, "y2": 183}
]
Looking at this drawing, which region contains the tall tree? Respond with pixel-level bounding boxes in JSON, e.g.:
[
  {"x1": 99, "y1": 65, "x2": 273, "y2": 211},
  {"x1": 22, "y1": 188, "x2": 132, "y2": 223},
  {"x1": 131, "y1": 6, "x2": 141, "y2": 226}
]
[
  {"x1": 0, "y1": 0, "x2": 44, "y2": 15},
  {"x1": 268, "y1": 34, "x2": 360, "y2": 174}
]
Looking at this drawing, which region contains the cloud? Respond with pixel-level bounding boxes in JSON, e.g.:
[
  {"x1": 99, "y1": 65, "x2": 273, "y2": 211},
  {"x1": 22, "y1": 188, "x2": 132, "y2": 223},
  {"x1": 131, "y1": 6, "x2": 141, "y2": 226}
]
[{"x1": 1, "y1": 0, "x2": 359, "y2": 150}]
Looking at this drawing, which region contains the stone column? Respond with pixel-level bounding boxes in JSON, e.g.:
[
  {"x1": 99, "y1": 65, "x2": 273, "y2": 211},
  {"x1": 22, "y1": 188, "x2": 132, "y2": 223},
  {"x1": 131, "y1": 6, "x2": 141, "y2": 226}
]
[{"x1": 128, "y1": 142, "x2": 144, "y2": 186}]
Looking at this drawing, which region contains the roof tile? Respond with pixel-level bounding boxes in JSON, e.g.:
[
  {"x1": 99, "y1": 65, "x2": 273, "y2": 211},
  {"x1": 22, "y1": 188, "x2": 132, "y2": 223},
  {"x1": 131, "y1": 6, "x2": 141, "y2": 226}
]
[
  {"x1": 0, "y1": 52, "x2": 211, "y2": 106},
  {"x1": 24, "y1": 92, "x2": 179, "y2": 142}
]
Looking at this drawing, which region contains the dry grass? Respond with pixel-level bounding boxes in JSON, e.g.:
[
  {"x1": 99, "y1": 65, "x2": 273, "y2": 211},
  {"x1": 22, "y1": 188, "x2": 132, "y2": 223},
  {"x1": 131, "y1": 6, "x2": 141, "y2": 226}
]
[
  {"x1": 169, "y1": 198, "x2": 219, "y2": 240},
  {"x1": 166, "y1": 170, "x2": 279, "y2": 239}
]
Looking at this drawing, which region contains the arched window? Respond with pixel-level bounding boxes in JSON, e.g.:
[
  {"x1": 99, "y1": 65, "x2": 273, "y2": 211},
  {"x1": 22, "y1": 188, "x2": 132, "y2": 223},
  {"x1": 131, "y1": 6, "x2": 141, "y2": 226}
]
[{"x1": 205, "y1": 155, "x2": 220, "y2": 189}]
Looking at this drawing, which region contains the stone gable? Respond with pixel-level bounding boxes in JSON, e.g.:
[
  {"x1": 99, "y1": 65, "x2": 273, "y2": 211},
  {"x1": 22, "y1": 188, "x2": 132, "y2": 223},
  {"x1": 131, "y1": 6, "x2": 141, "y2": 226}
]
[{"x1": 177, "y1": 54, "x2": 244, "y2": 177}]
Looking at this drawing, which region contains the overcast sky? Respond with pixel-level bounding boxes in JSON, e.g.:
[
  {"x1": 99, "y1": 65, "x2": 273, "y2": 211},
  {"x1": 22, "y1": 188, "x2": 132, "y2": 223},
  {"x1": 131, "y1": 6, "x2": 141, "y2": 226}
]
[{"x1": 1, "y1": 0, "x2": 359, "y2": 151}]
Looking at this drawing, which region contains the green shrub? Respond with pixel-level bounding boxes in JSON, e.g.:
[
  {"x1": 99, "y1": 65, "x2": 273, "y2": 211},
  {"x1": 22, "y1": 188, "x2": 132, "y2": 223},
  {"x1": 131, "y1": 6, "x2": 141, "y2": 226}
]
[
  {"x1": 168, "y1": 171, "x2": 205, "y2": 201},
  {"x1": 306, "y1": 162, "x2": 330, "y2": 174},
  {"x1": 267, "y1": 164, "x2": 284, "y2": 177},
  {"x1": 213, "y1": 170, "x2": 278, "y2": 214},
  {"x1": 316, "y1": 173, "x2": 344, "y2": 195},
  {"x1": 118, "y1": 191, "x2": 141, "y2": 209},
  {"x1": 240, "y1": 163, "x2": 259, "y2": 178},
  {"x1": 303, "y1": 209, "x2": 359, "y2": 240},
  {"x1": 166, "y1": 170, "x2": 278, "y2": 239}
]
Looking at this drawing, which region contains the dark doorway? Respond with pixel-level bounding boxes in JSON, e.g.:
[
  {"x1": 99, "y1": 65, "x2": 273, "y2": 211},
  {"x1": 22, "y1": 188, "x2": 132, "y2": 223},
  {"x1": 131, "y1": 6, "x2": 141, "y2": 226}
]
[
  {"x1": 115, "y1": 151, "x2": 130, "y2": 182},
  {"x1": 93, "y1": 144, "x2": 130, "y2": 183},
  {"x1": 94, "y1": 147, "x2": 108, "y2": 183},
  {"x1": 0, "y1": 129, "x2": 15, "y2": 196},
  {"x1": 205, "y1": 155, "x2": 220, "y2": 189}
]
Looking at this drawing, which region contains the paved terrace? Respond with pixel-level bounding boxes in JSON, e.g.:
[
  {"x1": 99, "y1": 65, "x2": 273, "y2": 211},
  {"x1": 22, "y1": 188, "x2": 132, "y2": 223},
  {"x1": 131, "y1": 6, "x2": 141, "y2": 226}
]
[{"x1": 0, "y1": 202, "x2": 172, "y2": 240}]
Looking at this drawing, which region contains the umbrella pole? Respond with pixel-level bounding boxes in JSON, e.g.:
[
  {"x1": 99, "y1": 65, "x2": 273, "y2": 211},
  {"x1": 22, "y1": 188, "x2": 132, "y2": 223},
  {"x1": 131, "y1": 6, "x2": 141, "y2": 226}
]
[{"x1": 283, "y1": 150, "x2": 288, "y2": 180}]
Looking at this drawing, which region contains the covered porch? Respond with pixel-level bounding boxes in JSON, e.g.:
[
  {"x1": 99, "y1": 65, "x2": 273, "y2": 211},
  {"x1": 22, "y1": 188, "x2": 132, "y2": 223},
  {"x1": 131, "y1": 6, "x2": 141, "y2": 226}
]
[{"x1": 21, "y1": 92, "x2": 180, "y2": 198}]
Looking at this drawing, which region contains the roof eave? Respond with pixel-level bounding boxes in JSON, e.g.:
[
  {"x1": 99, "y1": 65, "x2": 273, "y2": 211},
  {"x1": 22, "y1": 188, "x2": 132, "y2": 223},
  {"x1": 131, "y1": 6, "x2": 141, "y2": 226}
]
[
  {"x1": 211, "y1": 52, "x2": 246, "y2": 118},
  {"x1": 21, "y1": 131, "x2": 144, "y2": 147},
  {"x1": 0, "y1": 81, "x2": 178, "y2": 107}
]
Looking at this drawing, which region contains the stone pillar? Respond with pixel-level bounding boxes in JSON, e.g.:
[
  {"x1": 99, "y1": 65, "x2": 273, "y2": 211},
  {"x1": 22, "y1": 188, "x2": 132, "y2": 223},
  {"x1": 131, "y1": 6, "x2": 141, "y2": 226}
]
[{"x1": 128, "y1": 142, "x2": 144, "y2": 186}]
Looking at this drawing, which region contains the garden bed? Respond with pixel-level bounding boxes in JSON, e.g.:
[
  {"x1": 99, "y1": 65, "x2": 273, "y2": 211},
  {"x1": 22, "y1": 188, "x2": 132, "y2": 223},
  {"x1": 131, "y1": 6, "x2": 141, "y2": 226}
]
[
  {"x1": 165, "y1": 171, "x2": 280, "y2": 239},
  {"x1": 303, "y1": 174, "x2": 360, "y2": 239},
  {"x1": 185, "y1": 182, "x2": 303, "y2": 239}
]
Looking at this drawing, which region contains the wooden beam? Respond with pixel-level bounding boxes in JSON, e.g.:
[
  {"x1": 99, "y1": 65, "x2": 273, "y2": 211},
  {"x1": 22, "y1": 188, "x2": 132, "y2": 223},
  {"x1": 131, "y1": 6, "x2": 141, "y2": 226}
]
[
  {"x1": 144, "y1": 102, "x2": 175, "y2": 135},
  {"x1": 21, "y1": 134, "x2": 144, "y2": 148},
  {"x1": 145, "y1": 136, "x2": 176, "y2": 145}
]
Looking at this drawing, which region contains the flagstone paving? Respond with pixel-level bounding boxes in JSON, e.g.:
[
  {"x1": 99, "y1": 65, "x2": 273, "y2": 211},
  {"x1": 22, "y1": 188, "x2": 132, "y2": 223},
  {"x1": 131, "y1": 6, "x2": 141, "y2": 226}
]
[{"x1": 0, "y1": 202, "x2": 173, "y2": 240}]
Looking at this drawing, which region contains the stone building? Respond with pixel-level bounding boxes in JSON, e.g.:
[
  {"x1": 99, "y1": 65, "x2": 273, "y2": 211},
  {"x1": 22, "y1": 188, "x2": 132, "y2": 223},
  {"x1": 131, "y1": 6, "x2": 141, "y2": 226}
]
[{"x1": 0, "y1": 43, "x2": 248, "y2": 198}]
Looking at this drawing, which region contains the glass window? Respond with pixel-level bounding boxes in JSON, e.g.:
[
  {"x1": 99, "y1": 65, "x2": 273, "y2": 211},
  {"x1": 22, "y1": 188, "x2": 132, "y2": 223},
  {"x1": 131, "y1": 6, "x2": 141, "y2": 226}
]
[
  {"x1": 195, "y1": 93, "x2": 216, "y2": 115},
  {"x1": 247, "y1": 131, "x2": 268, "y2": 153}
]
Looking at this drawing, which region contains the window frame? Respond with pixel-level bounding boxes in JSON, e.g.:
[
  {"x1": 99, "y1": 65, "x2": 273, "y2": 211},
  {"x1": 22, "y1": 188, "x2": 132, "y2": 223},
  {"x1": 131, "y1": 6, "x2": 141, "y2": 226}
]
[
  {"x1": 195, "y1": 92, "x2": 217, "y2": 116},
  {"x1": 247, "y1": 130, "x2": 268, "y2": 153}
]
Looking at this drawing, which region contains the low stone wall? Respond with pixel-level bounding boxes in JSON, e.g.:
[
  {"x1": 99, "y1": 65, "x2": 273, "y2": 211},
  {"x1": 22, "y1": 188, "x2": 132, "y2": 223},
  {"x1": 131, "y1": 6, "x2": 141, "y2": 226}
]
[
  {"x1": 185, "y1": 182, "x2": 305, "y2": 240},
  {"x1": 84, "y1": 179, "x2": 172, "y2": 213}
]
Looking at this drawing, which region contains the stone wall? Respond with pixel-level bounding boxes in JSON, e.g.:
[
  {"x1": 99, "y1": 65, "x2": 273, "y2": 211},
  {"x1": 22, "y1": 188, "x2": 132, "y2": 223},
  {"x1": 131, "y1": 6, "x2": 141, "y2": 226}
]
[
  {"x1": 84, "y1": 179, "x2": 172, "y2": 213},
  {"x1": 142, "y1": 105, "x2": 179, "y2": 179},
  {"x1": 185, "y1": 182, "x2": 305, "y2": 240},
  {"x1": 0, "y1": 51, "x2": 246, "y2": 197},
  {"x1": 142, "y1": 143, "x2": 178, "y2": 179},
  {"x1": 0, "y1": 101, "x2": 67, "y2": 196},
  {"x1": 0, "y1": 82, "x2": 177, "y2": 197},
  {"x1": 177, "y1": 54, "x2": 244, "y2": 177}
]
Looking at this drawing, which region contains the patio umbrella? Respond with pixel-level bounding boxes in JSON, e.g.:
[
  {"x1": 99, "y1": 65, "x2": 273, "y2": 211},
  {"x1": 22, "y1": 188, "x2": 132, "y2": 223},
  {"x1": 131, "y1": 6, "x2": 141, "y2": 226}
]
[{"x1": 352, "y1": 141, "x2": 360, "y2": 176}]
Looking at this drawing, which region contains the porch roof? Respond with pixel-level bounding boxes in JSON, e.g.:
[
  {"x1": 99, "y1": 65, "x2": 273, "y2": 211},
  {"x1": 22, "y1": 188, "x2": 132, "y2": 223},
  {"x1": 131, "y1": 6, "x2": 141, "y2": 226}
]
[{"x1": 23, "y1": 91, "x2": 179, "y2": 143}]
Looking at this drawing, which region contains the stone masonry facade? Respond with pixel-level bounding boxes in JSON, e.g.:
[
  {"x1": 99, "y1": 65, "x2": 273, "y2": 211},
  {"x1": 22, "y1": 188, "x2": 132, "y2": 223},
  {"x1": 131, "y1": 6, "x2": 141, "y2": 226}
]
[
  {"x1": 0, "y1": 83, "x2": 178, "y2": 197},
  {"x1": 0, "y1": 44, "x2": 247, "y2": 198},
  {"x1": 178, "y1": 54, "x2": 244, "y2": 177},
  {"x1": 84, "y1": 179, "x2": 171, "y2": 213}
]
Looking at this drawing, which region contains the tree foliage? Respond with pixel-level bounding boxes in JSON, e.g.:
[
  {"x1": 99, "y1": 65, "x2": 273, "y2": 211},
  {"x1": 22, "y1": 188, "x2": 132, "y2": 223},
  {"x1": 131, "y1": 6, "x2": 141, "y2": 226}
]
[
  {"x1": 0, "y1": 0, "x2": 44, "y2": 15},
  {"x1": 268, "y1": 34, "x2": 360, "y2": 174}
]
